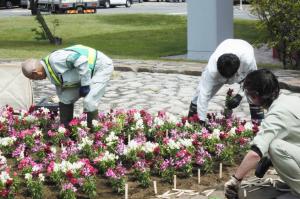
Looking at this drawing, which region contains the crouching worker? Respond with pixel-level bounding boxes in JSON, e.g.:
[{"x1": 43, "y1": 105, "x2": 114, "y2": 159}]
[
  {"x1": 21, "y1": 44, "x2": 114, "y2": 128},
  {"x1": 224, "y1": 69, "x2": 300, "y2": 199}
]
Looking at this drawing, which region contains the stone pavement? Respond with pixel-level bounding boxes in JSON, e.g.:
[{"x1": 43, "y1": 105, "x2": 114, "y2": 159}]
[{"x1": 29, "y1": 56, "x2": 300, "y2": 121}]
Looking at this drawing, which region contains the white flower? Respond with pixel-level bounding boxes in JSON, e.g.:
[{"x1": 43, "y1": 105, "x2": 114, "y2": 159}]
[
  {"x1": 78, "y1": 137, "x2": 93, "y2": 150},
  {"x1": 166, "y1": 113, "x2": 178, "y2": 124},
  {"x1": 168, "y1": 139, "x2": 180, "y2": 150},
  {"x1": 0, "y1": 171, "x2": 11, "y2": 184},
  {"x1": 58, "y1": 127, "x2": 66, "y2": 134},
  {"x1": 211, "y1": 129, "x2": 221, "y2": 140},
  {"x1": 1, "y1": 111, "x2": 8, "y2": 118},
  {"x1": 135, "y1": 119, "x2": 144, "y2": 129},
  {"x1": 244, "y1": 122, "x2": 253, "y2": 130},
  {"x1": 0, "y1": 155, "x2": 7, "y2": 171},
  {"x1": 24, "y1": 115, "x2": 36, "y2": 122},
  {"x1": 102, "y1": 151, "x2": 118, "y2": 162},
  {"x1": 123, "y1": 140, "x2": 141, "y2": 155},
  {"x1": 142, "y1": 142, "x2": 158, "y2": 153},
  {"x1": 133, "y1": 112, "x2": 141, "y2": 121},
  {"x1": 184, "y1": 121, "x2": 192, "y2": 128},
  {"x1": 33, "y1": 129, "x2": 43, "y2": 137},
  {"x1": 0, "y1": 117, "x2": 6, "y2": 123},
  {"x1": 128, "y1": 140, "x2": 140, "y2": 150},
  {"x1": 0, "y1": 137, "x2": 16, "y2": 147},
  {"x1": 228, "y1": 127, "x2": 237, "y2": 136},
  {"x1": 215, "y1": 112, "x2": 223, "y2": 120},
  {"x1": 32, "y1": 165, "x2": 41, "y2": 172},
  {"x1": 51, "y1": 146, "x2": 57, "y2": 154},
  {"x1": 60, "y1": 160, "x2": 84, "y2": 173},
  {"x1": 38, "y1": 173, "x2": 45, "y2": 182},
  {"x1": 154, "y1": 117, "x2": 164, "y2": 126},
  {"x1": 24, "y1": 173, "x2": 32, "y2": 180},
  {"x1": 105, "y1": 131, "x2": 119, "y2": 144},
  {"x1": 53, "y1": 162, "x2": 61, "y2": 173},
  {"x1": 179, "y1": 139, "x2": 193, "y2": 148},
  {"x1": 92, "y1": 120, "x2": 99, "y2": 127},
  {"x1": 80, "y1": 121, "x2": 87, "y2": 127},
  {"x1": 41, "y1": 107, "x2": 50, "y2": 114}
]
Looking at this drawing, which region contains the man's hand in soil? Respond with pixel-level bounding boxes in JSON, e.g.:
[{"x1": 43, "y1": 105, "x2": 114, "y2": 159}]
[{"x1": 224, "y1": 175, "x2": 241, "y2": 199}]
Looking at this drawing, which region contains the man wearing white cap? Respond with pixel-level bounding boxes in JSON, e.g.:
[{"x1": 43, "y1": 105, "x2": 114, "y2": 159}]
[{"x1": 21, "y1": 44, "x2": 114, "y2": 128}]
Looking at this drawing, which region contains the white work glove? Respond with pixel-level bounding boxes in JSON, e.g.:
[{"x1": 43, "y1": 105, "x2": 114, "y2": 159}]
[{"x1": 224, "y1": 175, "x2": 242, "y2": 199}]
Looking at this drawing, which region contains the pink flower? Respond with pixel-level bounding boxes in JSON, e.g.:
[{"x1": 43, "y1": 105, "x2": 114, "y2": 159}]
[
  {"x1": 47, "y1": 161, "x2": 55, "y2": 174},
  {"x1": 69, "y1": 118, "x2": 79, "y2": 127},
  {"x1": 62, "y1": 182, "x2": 77, "y2": 192},
  {"x1": 235, "y1": 125, "x2": 245, "y2": 134},
  {"x1": 105, "y1": 168, "x2": 117, "y2": 178}
]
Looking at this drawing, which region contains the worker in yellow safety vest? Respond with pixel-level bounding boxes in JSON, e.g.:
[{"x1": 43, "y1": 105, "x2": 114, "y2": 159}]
[{"x1": 21, "y1": 44, "x2": 114, "y2": 128}]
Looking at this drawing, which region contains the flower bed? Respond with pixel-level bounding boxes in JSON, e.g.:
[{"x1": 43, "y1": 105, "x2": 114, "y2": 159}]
[{"x1": 0, "y1": 91, "x2": 259, "y2": 198}]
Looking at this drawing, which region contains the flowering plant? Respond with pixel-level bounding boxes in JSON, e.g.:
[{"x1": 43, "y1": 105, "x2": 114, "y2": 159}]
[
  {"x1": 24, "y1": 172, "x2": 44, "y2": 199},
  {"x1": 0, "y1": 169, "x2": 19, "y2": 199},
  {"x1": 132, "y1": 160, "x2": 151, "y2": 188},
  {"x1": 105, "y1": 164, "x2": 126, "y2": 193},
  {"x1": 60, "y1": 182, "x2": 77, "y2": 199}
]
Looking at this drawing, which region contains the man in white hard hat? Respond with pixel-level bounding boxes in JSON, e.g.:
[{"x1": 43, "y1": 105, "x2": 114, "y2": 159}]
[{"x1": 22, "y1": 44, "x2": 114, "y2": 128}]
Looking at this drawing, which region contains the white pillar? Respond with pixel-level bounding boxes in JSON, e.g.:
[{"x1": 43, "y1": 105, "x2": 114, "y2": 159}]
[{"x1": 187, "y1": 0, "x2": 233, "y2": 61}]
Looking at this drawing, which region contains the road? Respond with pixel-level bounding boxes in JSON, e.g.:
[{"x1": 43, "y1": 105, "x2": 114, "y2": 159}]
[{"x1": 0, "y1": 2, "x2": 257, "y2": 20}]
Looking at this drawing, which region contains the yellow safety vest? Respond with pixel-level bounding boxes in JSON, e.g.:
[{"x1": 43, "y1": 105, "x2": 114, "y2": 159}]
[{"x1": 43, "y1": 45, "x2": 97, "y2": 88}]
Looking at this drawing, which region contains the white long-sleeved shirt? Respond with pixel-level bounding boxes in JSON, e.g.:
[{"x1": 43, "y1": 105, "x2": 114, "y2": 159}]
[{"x1": 191, "y1": 39, "x2": 257, "y2": 120}]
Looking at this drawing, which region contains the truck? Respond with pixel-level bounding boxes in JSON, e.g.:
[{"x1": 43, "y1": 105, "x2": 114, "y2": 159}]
[
  {"x1": 31, "y1": 0, "x2": 98, "y2": 14},
  {"x1": 0, "y1": 0, "x2": 20, "y2": 8}
]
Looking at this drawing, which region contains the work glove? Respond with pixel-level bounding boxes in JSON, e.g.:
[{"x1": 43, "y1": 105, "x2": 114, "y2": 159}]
[
  {"x1": 79, "y1": 85, "x2": 90, "y2": 97},
  {"x1": 224, "y1": 175, "x2": 241, "y2": 199},
  {"x1": 226, "y1": 94, "x2": 242, "y2": 110}
]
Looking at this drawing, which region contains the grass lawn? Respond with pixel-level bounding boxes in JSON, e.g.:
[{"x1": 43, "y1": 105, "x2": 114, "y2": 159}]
[{"x1": 0, "y1": 14, "x2": 265, "y2": 60}]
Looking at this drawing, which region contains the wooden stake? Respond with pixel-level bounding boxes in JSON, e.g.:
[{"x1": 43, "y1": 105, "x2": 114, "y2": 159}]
[
  {"x1": 243, "y1": 189, "x2": 247, "y2": 198},
  {"x1": 219, "y1": 163, "x2": 223, "y2": 179},
  {"x1": 153, "y1": 181, "x2": 157, "y2": 195},
  {"x1": 166, "y1": 130, "x2": 168, "y2": 138},
  {"x1": 125, "y1": 183, "x2": 128, "y2": 199},
  {"x1": 128, "y1": 134, "x2": 131, "y2": 143},
  {"x1": 173, "y1": 175, "x2": 177, "y2": 189},
  {"x1": 198, "y1": 168, "x2": 201, "y2": 184}
]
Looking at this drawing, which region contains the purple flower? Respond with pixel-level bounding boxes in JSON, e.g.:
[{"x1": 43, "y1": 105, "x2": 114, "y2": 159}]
[
  {"x1": 12, "y1": 143, "x2": 25, "y2": 159},
  {"x1": 215, "y1": 143, "x2": 224, "y2": 156}
]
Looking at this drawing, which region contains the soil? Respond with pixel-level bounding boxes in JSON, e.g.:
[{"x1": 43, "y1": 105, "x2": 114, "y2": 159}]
[{"x1": 14, "y1": 164, "x2": 238, "y2": 199}]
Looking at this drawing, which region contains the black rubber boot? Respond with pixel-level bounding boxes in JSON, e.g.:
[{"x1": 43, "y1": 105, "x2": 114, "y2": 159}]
[
  {"x1": 86, "y1": 110, "x2": 98, "y2": 129},
  {"x1": 188, "y1": 102, "x2": 198, "y2": 118},
  {"x1": 59, "y1": 102, "x2": 74, "y2": 127},
  {"x1": 249, "y1": 104, "x2": 264, "y2": 124}
]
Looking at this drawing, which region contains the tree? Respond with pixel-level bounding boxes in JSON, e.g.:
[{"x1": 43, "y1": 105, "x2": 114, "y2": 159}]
[
  {"x1": 251, "y1": 0, "x2": 300, "y2": 69},
  {"x1": 30, "y1": 0, "x2": 62, "y2": 45}
]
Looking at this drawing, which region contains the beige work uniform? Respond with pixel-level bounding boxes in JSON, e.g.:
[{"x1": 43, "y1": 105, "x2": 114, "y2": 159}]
[{"x1": 251, "y1": 94, "x2": 300, "y2": 196}]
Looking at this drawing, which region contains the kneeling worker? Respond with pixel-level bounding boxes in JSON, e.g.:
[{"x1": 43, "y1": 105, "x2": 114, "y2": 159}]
[
  {"x1": 224, "y1": 69, "x2": 300, "y2": 199},
  {"x1": 21, "y1": 44, "x2": 114, "y2": 128}
]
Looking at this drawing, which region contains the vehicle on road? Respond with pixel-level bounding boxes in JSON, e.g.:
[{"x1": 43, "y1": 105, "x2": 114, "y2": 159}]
[
  {"x1": 233, "y1": 0, "x2": 250, "y2": 4},
  {"x1": 20, "y1": 0, "x2": 28, "y2": 8},
  {"x1": 99, "y1": 0, "x2": 131, "y2": 8},
  {"x1": 36, "y1": 0, "x2": 98, "y2": 13},
  {"x1": 0, "y1": 0, "x2": 20, "y2": 8}
]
